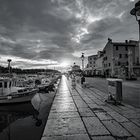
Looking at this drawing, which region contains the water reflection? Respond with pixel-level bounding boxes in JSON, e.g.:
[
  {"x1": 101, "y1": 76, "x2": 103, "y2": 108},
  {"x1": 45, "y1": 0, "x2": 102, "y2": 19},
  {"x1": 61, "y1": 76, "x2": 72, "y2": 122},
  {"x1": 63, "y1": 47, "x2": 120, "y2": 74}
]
[{"x1": 0, "y1": 93, "x2": 54, "y2": 140}]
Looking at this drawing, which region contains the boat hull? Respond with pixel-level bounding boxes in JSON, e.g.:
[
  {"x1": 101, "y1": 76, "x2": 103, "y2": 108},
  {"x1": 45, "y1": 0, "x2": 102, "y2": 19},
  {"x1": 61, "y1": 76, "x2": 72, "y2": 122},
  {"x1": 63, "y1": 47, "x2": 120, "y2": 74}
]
[{"x1": 0, "y1": 89, "x2": 37, "y2": 104}]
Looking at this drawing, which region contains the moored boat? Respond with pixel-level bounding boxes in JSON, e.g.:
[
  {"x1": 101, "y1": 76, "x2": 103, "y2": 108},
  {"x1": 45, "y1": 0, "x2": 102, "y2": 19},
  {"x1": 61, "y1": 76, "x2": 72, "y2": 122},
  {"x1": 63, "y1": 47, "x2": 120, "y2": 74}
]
[{"x1": 0, "y1": 77, "x2": 38, "y2": 104}]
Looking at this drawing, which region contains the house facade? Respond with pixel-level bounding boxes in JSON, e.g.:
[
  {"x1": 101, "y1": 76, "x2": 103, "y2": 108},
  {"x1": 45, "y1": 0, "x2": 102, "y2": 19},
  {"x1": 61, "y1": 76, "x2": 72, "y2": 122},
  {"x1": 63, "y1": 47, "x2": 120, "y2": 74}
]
[
  {"x1": 86, "y1": 38, "x2": 140, "y2": 78},
  {"x1": 103, "y1": 38, "x2": 140, "y2": 77},
  {"x1": 85, "y1": 55, "x2": 97, "y2": 76}
]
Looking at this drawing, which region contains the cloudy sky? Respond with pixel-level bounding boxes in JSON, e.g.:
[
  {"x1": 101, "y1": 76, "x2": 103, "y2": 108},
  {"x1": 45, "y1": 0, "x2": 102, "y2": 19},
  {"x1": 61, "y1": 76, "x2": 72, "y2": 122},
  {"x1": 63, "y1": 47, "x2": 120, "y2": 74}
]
[{"x1": 0, "y1": 0, "x2": 138, "y2": 69}]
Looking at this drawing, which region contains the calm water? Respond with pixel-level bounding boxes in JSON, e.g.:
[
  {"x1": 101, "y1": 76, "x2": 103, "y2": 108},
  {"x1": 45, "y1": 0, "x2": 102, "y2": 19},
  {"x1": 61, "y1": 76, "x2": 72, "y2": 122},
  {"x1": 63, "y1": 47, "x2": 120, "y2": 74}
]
[{"x1": 0, "y1": 93, "x2": 55, "y2": 140}]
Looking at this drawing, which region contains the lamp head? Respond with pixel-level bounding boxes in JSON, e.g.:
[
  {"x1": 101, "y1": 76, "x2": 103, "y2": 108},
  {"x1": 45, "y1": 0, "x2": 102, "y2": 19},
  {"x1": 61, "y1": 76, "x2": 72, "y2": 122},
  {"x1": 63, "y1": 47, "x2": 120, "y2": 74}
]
[
  {"x1": 7, "y1": 59, "x2": 12, "y2": 63},
  {"x1": 130, "y1": 1, "x2": 140, "y2": 21},
  {"x1": 81, "y1": 53, "x2": 85, "y2": 60}
]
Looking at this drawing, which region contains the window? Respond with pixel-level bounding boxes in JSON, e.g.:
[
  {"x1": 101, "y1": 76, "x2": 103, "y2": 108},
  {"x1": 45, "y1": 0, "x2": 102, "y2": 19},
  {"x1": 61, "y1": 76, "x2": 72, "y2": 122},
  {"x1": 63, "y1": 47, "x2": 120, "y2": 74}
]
[
  {"x1": 118, "y1": 62, "x2": 120, "y2": 66},
  {"x1": 116, "y1": 46, "x2": 118, "y2": 50},
  {"x1": 9, "y1": 82, "x2": 11, "y2": 88},
  {"x1": 125, "y1": 46, "x2": 128, "y2": 51},
  {"x1": 137, "y1": 57, "x2": 139, "y2": 64},
  {"x1": 4, "y1": 82, "x2": 7, "y2": 88},
  {"x1": 126, "y1": 61, "x2": 129, "y2": 65},
  {"x1": 0, "y1": 82, "x2": 2, "y2": 88},
  {"x1": 125, "y1": 54, "x2": 128, "y2": 58},
  {"x1": 119, "y1": 54, "x2": 122, "y2": 58},
  {"x1": 109, "y1": 63, "x2": 111, "y2": 66}
]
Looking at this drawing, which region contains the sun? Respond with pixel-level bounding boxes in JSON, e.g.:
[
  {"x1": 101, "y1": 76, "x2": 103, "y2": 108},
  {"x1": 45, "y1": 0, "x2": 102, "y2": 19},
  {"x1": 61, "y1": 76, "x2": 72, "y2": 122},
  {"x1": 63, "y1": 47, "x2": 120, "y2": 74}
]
[{"x1": 60, "y1": 62, "x2": 69, "y2": 67}]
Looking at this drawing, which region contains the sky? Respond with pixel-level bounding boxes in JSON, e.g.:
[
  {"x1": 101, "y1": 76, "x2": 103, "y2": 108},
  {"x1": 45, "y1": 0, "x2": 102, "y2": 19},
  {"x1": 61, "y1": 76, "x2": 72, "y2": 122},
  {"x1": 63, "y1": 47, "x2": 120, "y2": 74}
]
[{"x1": 0, "y1": 0, "x2": 139, "y2": 70}]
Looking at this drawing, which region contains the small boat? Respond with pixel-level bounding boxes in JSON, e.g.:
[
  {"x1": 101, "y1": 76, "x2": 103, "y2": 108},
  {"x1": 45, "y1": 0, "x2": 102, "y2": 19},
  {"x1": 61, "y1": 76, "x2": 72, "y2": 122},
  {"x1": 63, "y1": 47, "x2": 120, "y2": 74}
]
[{"x1": 0, "y1": 77, "x2": 38, "y2": 104}]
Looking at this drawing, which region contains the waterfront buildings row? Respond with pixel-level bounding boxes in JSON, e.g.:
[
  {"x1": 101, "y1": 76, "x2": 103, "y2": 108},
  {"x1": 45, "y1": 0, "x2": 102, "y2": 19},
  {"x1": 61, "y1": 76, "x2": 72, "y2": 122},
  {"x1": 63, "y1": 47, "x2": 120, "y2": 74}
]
[{"x1": 85, "y1": 38, "x2": 140, "y2": 78}]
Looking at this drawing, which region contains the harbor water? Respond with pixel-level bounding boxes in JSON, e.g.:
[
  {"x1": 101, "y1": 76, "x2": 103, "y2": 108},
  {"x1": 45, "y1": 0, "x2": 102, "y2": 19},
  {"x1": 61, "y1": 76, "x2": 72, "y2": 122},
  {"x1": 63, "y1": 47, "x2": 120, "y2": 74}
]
[{"x1": 0, "y1": 92, "x2": 55, "y2": 140}]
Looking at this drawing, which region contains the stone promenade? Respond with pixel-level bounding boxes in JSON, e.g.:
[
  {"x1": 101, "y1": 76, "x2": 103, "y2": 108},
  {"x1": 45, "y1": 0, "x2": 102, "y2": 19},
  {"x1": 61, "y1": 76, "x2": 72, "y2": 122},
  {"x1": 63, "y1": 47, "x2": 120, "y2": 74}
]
[{"x1": 41, "y1": 75, "x2": 140, "y2": 140}]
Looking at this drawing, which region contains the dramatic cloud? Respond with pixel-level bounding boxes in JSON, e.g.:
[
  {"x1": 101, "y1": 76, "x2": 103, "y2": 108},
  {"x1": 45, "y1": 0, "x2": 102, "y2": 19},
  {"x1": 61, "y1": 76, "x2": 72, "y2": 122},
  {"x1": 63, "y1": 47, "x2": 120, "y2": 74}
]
[{"x1": 0, "y1": 0, "x2": 138, "y2": 69}]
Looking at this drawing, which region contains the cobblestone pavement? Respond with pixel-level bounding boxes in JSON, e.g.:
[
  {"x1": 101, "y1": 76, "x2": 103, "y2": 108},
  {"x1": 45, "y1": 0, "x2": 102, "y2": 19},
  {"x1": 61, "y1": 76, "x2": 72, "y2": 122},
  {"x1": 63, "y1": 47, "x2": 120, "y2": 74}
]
[
  {"x1": 84, "y1": 77, "x2": 140, "y2": 108},
  {"x1": 41, "y1": 75, "x2": 140, "y2": 140}
]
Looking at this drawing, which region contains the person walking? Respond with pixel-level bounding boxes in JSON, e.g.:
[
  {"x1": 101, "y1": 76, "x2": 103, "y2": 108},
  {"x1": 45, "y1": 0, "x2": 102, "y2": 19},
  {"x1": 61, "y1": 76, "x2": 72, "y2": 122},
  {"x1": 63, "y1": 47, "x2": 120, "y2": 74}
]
[{"x1": 81, "y1": 75, "x2": 85, "y2": 85}]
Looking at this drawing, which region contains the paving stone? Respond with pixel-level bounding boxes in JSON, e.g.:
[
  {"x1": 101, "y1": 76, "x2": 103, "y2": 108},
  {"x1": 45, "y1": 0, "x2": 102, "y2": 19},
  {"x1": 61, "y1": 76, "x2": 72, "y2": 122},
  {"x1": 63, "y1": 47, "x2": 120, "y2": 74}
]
[
  {"x1": 107, "y1": 111, "x2": 129, "y2": 122},
  {"x1": 99, "y1": 106, "x2": 114, "y2": 112},
  {"x1": 90, "y1": 107, "x2": 106, "y2": 113},
  {"x1": 127, "y1": 137, "x2": 137, "y2": 140},
  {"x1": 54, "y1": 98, "x2": 73, "y2": 102},
  {"x1": 78, "y1": 107, "x2": 95, "y2": 117},
  {"x1": 55, "y1": 95, "x2": 72, "y2": 98},
  {"x1": 130, "y1": 118, "x2": 140, "y2": 127},
  {"x1": 48, "y1": 111, "x2": 79, "y2": 119},
  {"x1": 83, "y1": 98, "x2": 93, "y2": 104},
  {"x1": 43, "y1": 117, "x2": 86, "y2": 137},
  {"x1": 102, "y1": 120, "x2": 131, "y2": 137},
  {"x1": 50, "y1": 102, "x2": 77, "y2": 113},
  {"x1": 88, "y1": 103, "x2": 101, "y2": 109},
  {"x1": 121, "y1": 122, "x2": 140, "y2": 139},
  {"x1": 71, "y1": 92, "x2": 79, "y2": 96},
  {"x1": 83, "y1": 117, "x2": 110, "y2": 136},
  {"x1": 53, "y1": 100, "x2": 74, "y2": 104},
  {"x1": 118, "y1": 110, "x2": 137, "y2": 116},
  {"x1": 51, "y1": 103, "x2": 76, "y2": 109},
  {"x1": 75, "y1": 101, "x2": 88, "y2": 108},
  {"x1": 91, "y1": 136, "x2": 115, "y2": 140},
  {"x1": 73, "y1": 96, "x2": 83, "y2": 101},
  {"x1": 58, "y1": 89, "x2": 69, "y2": 92},
  {"x1": 41, "y1": 134, "x2": 90, "y2": 140},
  {"x1": 108, "y1": 105, "x2": 124, "y2": 113},
  {"x1": 95, "y1": 112, "x2": 113, "y2": 121},
  {"x1": 93, "y1": 99, "x2": 105, "y2": 105},
  {"x1": 55, "y1": 96, "x2": 73, "y2": 100},
  {"x1": 122, "y1": 112, "x2": 140, "y2": 119}
]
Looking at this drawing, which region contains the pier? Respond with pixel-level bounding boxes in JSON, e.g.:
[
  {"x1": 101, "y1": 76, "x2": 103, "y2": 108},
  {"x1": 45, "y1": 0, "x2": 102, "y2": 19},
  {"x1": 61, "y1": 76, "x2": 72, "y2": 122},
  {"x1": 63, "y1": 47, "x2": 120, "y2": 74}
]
[{"x1": 41, "y1": 75, "x2": 140, "y2": 140}]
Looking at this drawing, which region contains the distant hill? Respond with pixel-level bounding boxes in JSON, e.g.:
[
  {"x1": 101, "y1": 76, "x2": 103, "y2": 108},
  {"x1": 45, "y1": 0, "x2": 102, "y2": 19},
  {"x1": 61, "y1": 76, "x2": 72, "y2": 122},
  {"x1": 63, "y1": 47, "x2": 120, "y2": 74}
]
[{"x1": 0, "y1": 66, "x2": 60, "y2": 74}]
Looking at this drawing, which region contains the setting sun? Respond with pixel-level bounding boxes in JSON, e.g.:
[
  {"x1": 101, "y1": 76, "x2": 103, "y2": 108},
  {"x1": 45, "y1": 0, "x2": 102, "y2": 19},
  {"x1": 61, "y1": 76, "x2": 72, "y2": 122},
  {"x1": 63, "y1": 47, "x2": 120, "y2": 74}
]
[{"x1": 59, "y1": 62, "x2": 69, "y2": 67}]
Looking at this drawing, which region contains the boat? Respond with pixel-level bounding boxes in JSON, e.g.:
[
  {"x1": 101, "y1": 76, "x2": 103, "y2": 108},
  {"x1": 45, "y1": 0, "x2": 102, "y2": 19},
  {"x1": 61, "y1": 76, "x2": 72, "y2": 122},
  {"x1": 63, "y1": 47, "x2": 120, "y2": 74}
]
[{"x1": 0, "y1": 77, "x2": 38, "y2": 104}]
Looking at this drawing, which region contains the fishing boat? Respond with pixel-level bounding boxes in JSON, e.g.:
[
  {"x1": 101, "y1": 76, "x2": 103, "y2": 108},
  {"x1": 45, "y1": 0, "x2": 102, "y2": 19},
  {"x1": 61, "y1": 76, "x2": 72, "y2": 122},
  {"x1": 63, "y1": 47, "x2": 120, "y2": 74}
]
[{"x1": 0, "y1": 77, "x2": 38, "y2": 104}]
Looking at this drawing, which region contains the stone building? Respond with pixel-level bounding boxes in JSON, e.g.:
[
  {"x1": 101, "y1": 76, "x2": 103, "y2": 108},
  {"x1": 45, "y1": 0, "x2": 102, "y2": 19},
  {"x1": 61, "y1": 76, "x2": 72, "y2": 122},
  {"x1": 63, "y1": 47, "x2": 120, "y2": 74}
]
[
  {"x1": 86, "y1": 54, "x2": 97, "y2": 75},
  {"x1": 103, "y1": 38, "x2": 140, "y2": 78},
  {"x1": 95, "y1": 51, "x2": 104, "y2": 76},
  {"x1": 86, "y1": 38, "x2": 140, "y2": 78}
]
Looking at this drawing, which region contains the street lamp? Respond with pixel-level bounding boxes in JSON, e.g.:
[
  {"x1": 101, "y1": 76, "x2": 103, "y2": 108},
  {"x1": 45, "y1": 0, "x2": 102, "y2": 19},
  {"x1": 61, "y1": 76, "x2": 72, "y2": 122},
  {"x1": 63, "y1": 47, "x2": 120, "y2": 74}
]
[
  {"x1": 81, "y1": 53, "x2": 85, "y2": 71},
  {"x1": 130, "y1": 1, "x2": 140, "y2": 64},
  {"x1": 7, "y1": 59, "x2": 12, "y2": 75}
]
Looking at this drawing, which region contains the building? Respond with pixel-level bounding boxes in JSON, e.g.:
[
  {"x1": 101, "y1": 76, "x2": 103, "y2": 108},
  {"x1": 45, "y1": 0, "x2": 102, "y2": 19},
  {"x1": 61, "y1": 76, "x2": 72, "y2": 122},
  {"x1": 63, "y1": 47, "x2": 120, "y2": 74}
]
[
  {"x1": 94, "y1": 51, "x2": 104, "y2": 76},
  {"x1": 72, "y1": 64, "x2": 80, "y2": 71},
  {"x1": 103, "y1": 38, "x2": 140, "y2": 78},
  {"x1": 85, "y1": 55, "x2": 97, "y2": 75},
  {"x1": 86, "y1": 38, "x2": 140, "y2": 78}
]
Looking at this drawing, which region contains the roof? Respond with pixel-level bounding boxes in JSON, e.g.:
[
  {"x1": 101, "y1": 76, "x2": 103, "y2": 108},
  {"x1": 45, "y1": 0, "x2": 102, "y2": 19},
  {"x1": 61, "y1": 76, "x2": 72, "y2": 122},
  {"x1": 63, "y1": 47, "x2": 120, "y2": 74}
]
[
  {"x1": 112, "y1": 42, "x2": 137, "y2": 47},
  {"x1": 88, "y1": 54, "x2": 98, "y2": 58}
]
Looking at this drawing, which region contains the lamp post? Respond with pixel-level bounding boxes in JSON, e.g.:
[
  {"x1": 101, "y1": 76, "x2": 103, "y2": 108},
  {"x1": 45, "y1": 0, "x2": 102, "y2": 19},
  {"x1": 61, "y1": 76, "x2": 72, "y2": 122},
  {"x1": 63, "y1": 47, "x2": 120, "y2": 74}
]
[
  {"x1": 81, "y1": 53, "x2": 85, "y2": 71},
  {"x1": 130, "y1": 1, "x2": 140, "y2": 64},
  {"x1": 7, "y1": 59, "x2": 12, "y2": 76}
]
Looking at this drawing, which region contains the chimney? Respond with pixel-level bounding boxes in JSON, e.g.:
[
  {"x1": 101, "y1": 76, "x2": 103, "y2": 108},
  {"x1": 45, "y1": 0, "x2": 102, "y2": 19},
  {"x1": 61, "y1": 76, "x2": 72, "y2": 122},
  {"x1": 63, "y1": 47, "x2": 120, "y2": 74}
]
[{"x1": 108, "y1": 38, "x2": 112, "y2": 42}]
